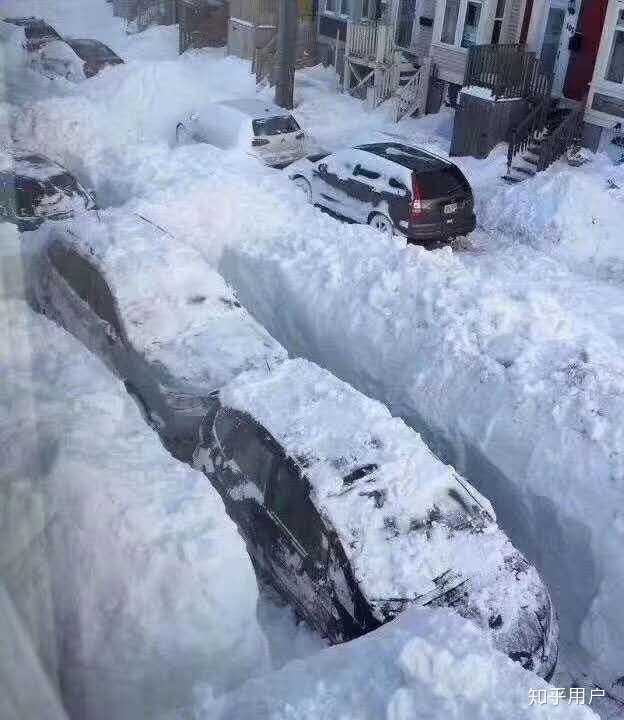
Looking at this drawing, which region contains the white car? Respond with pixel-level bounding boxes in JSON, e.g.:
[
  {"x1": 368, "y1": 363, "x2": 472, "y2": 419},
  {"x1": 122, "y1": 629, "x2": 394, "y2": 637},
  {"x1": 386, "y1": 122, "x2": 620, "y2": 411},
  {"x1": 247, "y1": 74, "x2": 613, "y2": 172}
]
[{"x1": 176, "y1": 98, "x2": 306, "y2": 168}]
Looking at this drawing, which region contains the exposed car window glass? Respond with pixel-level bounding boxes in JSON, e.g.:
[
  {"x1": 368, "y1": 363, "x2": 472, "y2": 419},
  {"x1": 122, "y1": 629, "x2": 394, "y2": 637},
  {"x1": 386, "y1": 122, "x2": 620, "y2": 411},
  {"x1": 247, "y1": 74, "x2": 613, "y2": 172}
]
[
  {"x1": 48, "y1": 242, "x2": 123, "y2": 335},
  {"x1": 217, "y1": 414, "x2": 275, "y2": 494},
  {"x1": 415, "y1": 167, "x2": 470, "y2": 198},
  {"x1": 353, "y1": 164, "x2": 380, "y2": 180},
  {"x1": 266, "y1": 460, "x2": 327, "y2": 562},
  {"x1": 252, "y1": 115, "x2": 300, "y2": 136},
  {"x1": 15, "y1": 176, "x2": 45, "y2": 214}
]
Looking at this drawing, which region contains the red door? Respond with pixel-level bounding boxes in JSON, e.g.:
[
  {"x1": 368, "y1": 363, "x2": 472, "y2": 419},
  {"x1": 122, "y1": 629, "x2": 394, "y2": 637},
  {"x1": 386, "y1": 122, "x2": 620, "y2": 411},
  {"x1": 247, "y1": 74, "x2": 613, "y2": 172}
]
[{"x1": 564, "y1": 0, "x2": 610, "y2": 100}]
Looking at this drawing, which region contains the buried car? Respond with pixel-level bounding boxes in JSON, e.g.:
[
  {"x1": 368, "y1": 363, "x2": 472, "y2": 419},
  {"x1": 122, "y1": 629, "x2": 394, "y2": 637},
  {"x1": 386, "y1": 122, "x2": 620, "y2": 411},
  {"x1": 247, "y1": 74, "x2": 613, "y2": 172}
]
[
  {"x1": 0, "y1": 149, "x2": 97, "y2": 230},
  {"x1": 194, "y1": 358, "x2": 559, "y2": 679},
  {"x1": 34, "y1": 38, "x2": 123, "y2": 81},
  {"x1": 289, "y1": 142, "x2": 476, "y2": 245},
  {"x1": 27, "y1": 210, "x2": 286, "y2": 460},
  {"x1": 176, "y1": 99, "x2": 306, "y2": 168},
  {"x1": 2, "y1": 16, "x2": 62, "y2": 52}
]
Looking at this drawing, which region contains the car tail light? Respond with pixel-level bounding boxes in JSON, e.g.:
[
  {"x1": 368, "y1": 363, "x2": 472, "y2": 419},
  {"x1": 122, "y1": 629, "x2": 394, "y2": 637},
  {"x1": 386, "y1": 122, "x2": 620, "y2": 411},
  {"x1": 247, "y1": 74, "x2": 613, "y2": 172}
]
[
  {"x1": 252, "y1": 138, "x2": 270, "y2": 147},
  {"x1": 410, "y1": 176, "x2": 423, "y2": 220}
]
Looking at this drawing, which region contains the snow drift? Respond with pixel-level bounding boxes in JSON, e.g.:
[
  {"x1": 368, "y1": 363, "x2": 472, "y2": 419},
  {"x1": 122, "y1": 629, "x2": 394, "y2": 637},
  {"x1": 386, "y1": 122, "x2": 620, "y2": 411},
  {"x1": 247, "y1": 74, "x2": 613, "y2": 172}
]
[
  {"x1": 198, "y1": 607, "x2": 595, "y2": 720},
  {"x1": 0, "y1": 298, "x2": 268, "y2": 720}
]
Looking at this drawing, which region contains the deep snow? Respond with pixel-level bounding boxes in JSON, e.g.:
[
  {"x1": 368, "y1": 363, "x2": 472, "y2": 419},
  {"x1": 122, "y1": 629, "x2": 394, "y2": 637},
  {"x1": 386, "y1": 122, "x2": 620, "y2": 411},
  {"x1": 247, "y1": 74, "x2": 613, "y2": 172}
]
[
  {"x1": 200, "y1": 607, "x2": 595, "y2": 720},
  {"x1": 2, "y1": 0, "x2": 623, "y2": 714},
  {"x1": 0, "y1": 295, "x2": 270, "y2": 720}
]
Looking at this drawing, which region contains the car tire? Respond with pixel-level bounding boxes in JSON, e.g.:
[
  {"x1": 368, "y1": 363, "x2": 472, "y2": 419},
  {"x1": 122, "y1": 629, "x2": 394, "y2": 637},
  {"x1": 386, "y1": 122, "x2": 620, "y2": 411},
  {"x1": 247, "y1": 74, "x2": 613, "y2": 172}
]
[
  {"x1": 293, "y1": 176, "x2": 312, "y2": 204},
  {"x1": 368, "y1": 212, "x2": 394, "y2": 239}
]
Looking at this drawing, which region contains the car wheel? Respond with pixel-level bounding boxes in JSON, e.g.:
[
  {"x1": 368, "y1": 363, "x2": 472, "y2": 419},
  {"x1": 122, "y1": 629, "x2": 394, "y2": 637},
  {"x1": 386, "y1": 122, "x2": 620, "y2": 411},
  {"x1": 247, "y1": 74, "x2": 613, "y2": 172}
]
[
  {"x1": 368, "y1": 212, "x2": 394, "y2": 239},
  {"x1": 293, "y1": 176, "x2": 312, "y2": 203}
]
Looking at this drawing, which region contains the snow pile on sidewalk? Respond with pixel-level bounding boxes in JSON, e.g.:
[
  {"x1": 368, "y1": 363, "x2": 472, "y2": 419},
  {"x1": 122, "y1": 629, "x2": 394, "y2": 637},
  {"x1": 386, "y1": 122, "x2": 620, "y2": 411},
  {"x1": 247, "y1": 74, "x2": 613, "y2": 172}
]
[
  {"x1": 0, "y1": 299, "x2": 268, "y2": 720},
  {"x1": 478, "y1": 156, "x2": 624, "y2": 278},
  {"x1": 197, "y1": 607, "x2": 596, "y2": 720}
]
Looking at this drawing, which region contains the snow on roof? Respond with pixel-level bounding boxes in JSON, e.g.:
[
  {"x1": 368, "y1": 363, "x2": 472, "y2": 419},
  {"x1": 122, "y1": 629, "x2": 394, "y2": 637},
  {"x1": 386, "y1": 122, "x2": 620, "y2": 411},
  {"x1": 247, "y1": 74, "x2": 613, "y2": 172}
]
[
  {"x1": 55, "y1": 210, "x2": 287, "y2": 391},
  {"x1": 357, "y1": 142, "x2": 449, "y2": 173},
  {"x1": 218, "y1": 98, "x2": 293, "y2": 119},
  {"x1": 219, "y1": 358, "x2": 542, "y2": 614}
]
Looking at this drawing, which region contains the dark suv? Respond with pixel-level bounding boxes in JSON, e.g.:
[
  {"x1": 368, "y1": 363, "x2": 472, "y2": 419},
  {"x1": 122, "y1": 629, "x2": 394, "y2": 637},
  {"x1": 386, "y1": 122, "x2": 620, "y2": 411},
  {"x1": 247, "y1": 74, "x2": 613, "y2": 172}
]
[
  {"x1": 0, "y1": 150, "x2": 96, "y2": 230},
  {"x1": 64, "y1": 38, "x2": 124, "y2": 77},
  {"x1": 289, "y1": 142, "x2": 476, "y2": 245},
  {"x1": 194, "y1": 358, "x2": 559, "y2": 679}
]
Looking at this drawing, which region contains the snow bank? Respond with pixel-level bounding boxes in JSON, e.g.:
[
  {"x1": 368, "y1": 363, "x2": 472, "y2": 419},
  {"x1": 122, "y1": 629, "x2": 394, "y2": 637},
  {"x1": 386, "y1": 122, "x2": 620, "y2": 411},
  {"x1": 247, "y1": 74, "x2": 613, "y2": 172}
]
[
  {"x1": 0, "y1": 299, "x2": 269, "y2": 720},
  {"x1": 198, "y1": 607, "x2": 596, "y2": 720},
  {"x1": 479, "y1": 156, "x2": 624, "y2": 278},
  {"x1": 121, "y1": 151, "x2": 624, "y2": 686}
]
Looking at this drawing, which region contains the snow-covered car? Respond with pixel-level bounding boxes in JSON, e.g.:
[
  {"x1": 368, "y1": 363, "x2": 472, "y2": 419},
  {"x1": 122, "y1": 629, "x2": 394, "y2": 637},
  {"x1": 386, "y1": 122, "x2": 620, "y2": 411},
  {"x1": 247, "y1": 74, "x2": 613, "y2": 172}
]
[
  {"x1": 0, "y1": 149, "x2": 97, "y2": 231},
  {"x1": 27, "y1": 210, "x2": 286, "y2": 460},
  {"x1": 194, "y1": 358, "x2": 559, "y2": 679},
  {"x1": 1, "y1": 16, "x2": 62, "y2": 52},
  {"x1": 33, "y1": 37, "x2": 122, "y2": 81},
  {"x1": 289, "y1": 142, "x2": 477, "y2": 245},
  {"x1": 176, "y1": 99, "x2": 306, "y2": 168},
  {"x1": 63, "y1": 38, "x2": 124, "y2": 77}
]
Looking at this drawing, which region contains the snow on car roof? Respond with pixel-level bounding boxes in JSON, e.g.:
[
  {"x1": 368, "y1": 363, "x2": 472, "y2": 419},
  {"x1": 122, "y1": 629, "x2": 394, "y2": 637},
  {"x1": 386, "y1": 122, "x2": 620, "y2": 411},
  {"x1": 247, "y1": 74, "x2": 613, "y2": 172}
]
[
  {"x1": 219, "y1": 358, "x2": 542, "y2": 610},
  {"x1": 357, "y1": 142, "x2": 450, "y2": 172},
  {"x1": 0, "y1": 147, "x2": 68, "y2": 180},
  {"x1": 53, "y1": 210, "x2": 287, "y2": 392},
  {"x1": 218, "y1": 98, "x2": 293, "y2": 120},
  {"x1": 65, "y1": 38, "x2": 121, "y2": 62}
]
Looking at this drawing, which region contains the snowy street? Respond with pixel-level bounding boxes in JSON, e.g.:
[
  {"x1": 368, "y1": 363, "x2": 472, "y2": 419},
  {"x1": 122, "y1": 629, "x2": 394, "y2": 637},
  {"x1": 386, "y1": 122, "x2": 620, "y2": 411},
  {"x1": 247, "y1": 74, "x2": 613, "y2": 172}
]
[{"x1": 2, "y1": 0, "x2": 624, "y2": 716}]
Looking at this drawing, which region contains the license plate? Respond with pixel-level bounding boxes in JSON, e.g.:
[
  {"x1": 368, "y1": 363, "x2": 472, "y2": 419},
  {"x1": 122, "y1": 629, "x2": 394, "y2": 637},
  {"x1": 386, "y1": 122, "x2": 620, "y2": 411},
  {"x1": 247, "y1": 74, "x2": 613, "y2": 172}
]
[{"x1": 444, "y1": 202, "x2": 458, "y2": 215}]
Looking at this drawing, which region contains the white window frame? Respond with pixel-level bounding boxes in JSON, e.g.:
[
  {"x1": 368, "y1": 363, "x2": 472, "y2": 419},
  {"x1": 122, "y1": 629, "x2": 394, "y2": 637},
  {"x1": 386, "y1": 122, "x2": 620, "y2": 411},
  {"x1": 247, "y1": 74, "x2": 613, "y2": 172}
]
[
  {"x1": 323, "y1": 0, "x2": 353, "y2": 19},
  {"x1": 434, "y1": 0, "x2": 489, "y2": 51},
  {"x1": 599, "y1": 0, "x2": 624, "y2": 87}
]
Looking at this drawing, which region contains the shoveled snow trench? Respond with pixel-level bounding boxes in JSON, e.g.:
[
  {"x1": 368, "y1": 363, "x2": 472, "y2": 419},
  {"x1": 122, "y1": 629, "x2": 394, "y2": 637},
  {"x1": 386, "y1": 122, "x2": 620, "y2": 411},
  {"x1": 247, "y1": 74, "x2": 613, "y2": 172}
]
[
  {"x1": 211, "y1": 209, "x2": 624, "y2": 691},
  {"x1": 4, "y1": 7, "x2": 624, "y2": 706}
]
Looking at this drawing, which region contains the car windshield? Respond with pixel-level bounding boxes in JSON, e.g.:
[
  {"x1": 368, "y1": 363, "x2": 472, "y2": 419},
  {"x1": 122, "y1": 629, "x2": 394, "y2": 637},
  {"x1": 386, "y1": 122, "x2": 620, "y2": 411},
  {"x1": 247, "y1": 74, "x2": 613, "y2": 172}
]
[{"x1": 252, "y1": 115, "x2": 300, "y2": 136}]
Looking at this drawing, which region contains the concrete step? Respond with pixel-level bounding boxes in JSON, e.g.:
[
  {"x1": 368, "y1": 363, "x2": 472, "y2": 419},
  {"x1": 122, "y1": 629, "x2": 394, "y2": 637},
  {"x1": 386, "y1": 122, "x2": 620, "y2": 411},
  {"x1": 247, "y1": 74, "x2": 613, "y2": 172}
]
[
  {"x1": 513, "y1": 165, "x2": 536, "y2": 176},
  {"x1": 501, "y1": 173, "x2": 525, "y2": 184}
]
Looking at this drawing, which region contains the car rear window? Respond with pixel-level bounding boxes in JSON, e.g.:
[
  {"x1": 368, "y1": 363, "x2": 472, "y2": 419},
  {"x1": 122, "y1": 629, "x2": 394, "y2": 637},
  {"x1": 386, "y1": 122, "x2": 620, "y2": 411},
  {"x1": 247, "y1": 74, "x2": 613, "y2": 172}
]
[
  {"x1": 252, "y1": 115, "x2": 300, "y2": 136},
  {"x1": 48, "y1": 172, "x2": 81, "y2": 194},
  {"x1": 14, "y1": 176, "x2": 45, "y2": 213},
  {"x1": 415, "y1": 167, "x2": 471, "y2": 199}
]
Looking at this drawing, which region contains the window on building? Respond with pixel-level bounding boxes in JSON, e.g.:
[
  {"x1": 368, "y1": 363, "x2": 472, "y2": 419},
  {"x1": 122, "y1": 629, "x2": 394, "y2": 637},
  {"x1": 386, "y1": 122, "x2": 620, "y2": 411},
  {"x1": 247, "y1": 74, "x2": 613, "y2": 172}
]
[
  {"x1": 460, "y1": 0, "x2": 482, "y2": 48},
  {"x1": 491, "y1": 0, "x2": 506, "y2": 44},
  {"x1": 606, "y1": 8, "x2": 624, "y2": 84},
  {"x1": 325, "y1": 0, "x2": 337, "y2": 13},
  {"x1": 441, "y1": 0, "x2": 460, "y2": 43},
  {"x1": 324, "y1": 0, "x2": 351, "y2": 16}
]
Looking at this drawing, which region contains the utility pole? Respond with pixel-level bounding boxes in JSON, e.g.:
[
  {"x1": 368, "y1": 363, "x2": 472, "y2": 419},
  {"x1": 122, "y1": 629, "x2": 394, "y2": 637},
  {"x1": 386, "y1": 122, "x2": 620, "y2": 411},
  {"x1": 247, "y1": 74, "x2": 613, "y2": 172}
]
[{"x1": 274, "y1": 0, "x2": 297, "y2": 109}]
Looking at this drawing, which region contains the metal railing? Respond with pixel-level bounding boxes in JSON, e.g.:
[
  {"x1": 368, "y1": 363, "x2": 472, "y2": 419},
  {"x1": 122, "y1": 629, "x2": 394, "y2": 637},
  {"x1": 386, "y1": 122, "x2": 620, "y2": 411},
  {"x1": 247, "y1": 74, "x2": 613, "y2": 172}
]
[
  {"x1": 506, "y1": 95, "x2": 550, "y2": 175},
  {"x1": 465, "y1": 43, "x2": 550, "y2": 101},
  {"x1": 345, "y1": 21, "x2": 394, "y2": 65},
  {"x1": 535, "y1": 97, "x2": 587, "y2": 172}
]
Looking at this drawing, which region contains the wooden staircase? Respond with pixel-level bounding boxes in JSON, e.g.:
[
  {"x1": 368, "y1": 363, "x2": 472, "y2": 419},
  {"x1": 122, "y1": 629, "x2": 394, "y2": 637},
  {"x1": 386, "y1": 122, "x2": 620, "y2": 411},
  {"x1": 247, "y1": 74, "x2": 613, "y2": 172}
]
[
  {"x1": 392, "y1": 56, "x2": 432, "y2": 123},
  {"x1": 503, "y1": 99, "x2": 586, "y2": 183}
]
